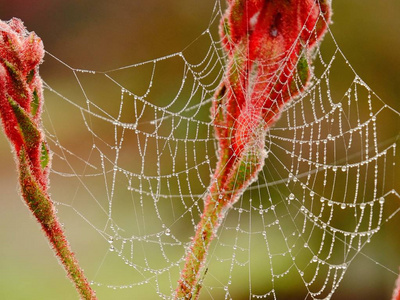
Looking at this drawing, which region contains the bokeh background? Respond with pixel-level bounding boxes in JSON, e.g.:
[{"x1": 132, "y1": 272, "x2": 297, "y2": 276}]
[{"x1": 0, "y1": 1, "x2": 399, "y2": 299}]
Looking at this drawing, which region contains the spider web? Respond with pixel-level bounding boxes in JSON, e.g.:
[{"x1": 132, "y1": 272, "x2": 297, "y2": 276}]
[{"x1": 25, "y1": 1, "x2": 400, "y2": 299}]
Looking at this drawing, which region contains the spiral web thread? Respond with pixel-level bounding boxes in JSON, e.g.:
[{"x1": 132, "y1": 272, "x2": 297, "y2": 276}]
[{"x1": 41, "y1": 1, "x2": 399, "y2": 299}]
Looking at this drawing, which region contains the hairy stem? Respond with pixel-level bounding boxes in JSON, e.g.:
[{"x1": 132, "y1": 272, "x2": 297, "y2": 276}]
[
  {"x1": 175, "y1": 192, "x2": 222, "y2": 299},
  {"x1": 176, "y1": 145, "x2": 265, "y2": 299},
  {"x1": 19, "y1": 149, "x2": 96, "y2": 299}
]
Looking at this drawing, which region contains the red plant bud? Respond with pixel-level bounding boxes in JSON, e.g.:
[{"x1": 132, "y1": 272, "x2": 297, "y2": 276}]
[
  {"x1": 0, "y1": 18, "x2": 48, "y2": 186},
  {"x1": 177, "y1": 2, "x2": 331, "y2": 299},
  {"x1": 218, "y1": 0, "x2": 331, "y2": 156},
  {"x1": 0, "y1": 18, "x2": 96, "y2": 299}
]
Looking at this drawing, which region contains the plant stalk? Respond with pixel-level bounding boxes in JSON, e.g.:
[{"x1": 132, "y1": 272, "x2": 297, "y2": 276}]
[
  {"x1": 18, "y1": 149, "x2": 96, "y2": 299},
  {"x1": 175, "y1": 1, "x2": 331, "y2": 298},
  {"x1": 0, "y1": 18, "x2": 96, "y2": 299}
]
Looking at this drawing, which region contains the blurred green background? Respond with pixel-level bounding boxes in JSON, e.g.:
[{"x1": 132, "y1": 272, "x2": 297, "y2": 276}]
[{"x1": 0, "y1": 1, "x2": 399, "y2": 299}]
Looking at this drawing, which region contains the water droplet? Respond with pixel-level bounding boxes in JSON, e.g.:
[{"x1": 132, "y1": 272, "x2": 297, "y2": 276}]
[
  {"x1": 379, "y1": 197, "x2": 385, "y2": 204},
  {"x1": 289, "y1": 193, "x2": 295, "y2": 200},
  {"x1": 270, "y1": 27, "x2": 278, "y2": 37}
]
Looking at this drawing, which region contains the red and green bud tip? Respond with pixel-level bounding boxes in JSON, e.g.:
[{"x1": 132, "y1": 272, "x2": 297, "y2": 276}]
[{"x1": 176, "y1": 1, "x2": 331, "y2": 299}]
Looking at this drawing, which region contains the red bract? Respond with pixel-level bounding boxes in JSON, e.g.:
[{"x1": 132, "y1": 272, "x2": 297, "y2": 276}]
[
  {"x1": 218, "y1": 0, "x2": 331, "y2": 156},
  {"x1": 176, "y1": 1, "x2": 331, "y2": 299},
  {"x1": 0, "y1": 18, "x2": 48, "y2": 188}
]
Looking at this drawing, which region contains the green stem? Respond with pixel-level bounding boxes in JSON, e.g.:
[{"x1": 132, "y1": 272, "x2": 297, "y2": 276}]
[
  {"x1": 175, "y1": 146, "x2": 265, "y2": 299},
  {"x1": 175, "y1": 184, "x2": 222, "y2": 299},
  {"x1": 19, "y1": 149, "x2": 97, "y2": 300}
]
